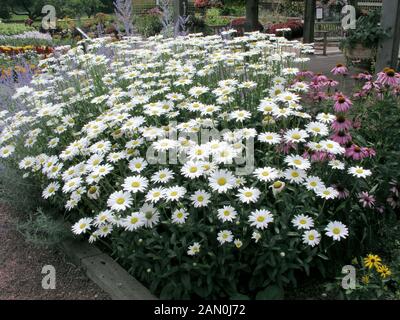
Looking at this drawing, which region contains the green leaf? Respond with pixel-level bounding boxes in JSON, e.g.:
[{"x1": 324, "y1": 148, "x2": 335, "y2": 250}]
[
  {"x1": 317, "y1": 253, "x2": 329, "y2": 260},
  {"x1": 256, "y1": 285, "x2": 284, "y2": 300},
  {"x1": 181, "y1": 273, "x2": 191, "y2": 291},
  {"x1": 230, "y1": 293, "x2": 251, "y2": 300}
]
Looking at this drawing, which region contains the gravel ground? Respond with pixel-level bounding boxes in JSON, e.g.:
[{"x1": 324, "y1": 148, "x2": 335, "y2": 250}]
[{"x1": 0, "y1": 204, "x2": 110, "y2": 300}]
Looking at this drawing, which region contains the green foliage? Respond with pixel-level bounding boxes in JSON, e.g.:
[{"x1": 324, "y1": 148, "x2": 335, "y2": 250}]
[
  {"x1": 219, "y1": 5, "x2": 245, "y2": 17},
  {"x1": 340, "y1": 10, "x2": 388, "y2": 50},
  {"x1": 134, "y1": 14, "x2": 163, "y2": 38},
  {"x1": 0, "y1": 23, "x2": 35, "y2": 35},
  {"x1": 205, "y1": 8, "x2": 230, "y2": 26},
  {"x1": 325, "y1": 252, "x2": 400, "y2": 300},
  {"x1": 0, "y1": 37, "x2": 75, "y2": 47},
  {"x1": 16, "y1": 207, "x2": 71, "y2": 248},
  {"x1": 0, "y1": 163, "x2": 42, "y2": 214},
  {"x1": 277, "y1": 0, "x2": 304, "y2": 17},
  {"x1": 0, "y1": 5, "x2": 12, "y2": 20}
]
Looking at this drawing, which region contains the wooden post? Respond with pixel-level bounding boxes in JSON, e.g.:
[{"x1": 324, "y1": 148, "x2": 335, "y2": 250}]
[
  {"x1": 173, "y1": 0, "x2": 188, "y2": 23},
  {"x1": 245, "y1": 0, "x2": 259, "y2": 32},
  {"x1": 303, "y1": 0, "x2": 316, "y2": 43},
  {"x1": 376, "y1": 0, "x2": 400, "y2": 71},
  {"x1": 323, "y1": 31, "x2": 328, "y2": 56}
]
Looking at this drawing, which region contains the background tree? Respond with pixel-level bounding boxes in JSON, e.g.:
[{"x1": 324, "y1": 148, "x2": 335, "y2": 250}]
[
  {"x1": 4, "y1": 0, "x2": 47, "y2": 20},
  {"x1": 245, "y1": 0, "x2": 259, "y2": 31},
  {"x1": 0, "y1": 4, "x2": 12, "y2": 20}
]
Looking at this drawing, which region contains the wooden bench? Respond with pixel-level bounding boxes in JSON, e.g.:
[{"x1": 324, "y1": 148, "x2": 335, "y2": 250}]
[{"x1": 314, "y1": 21, "x2": 344, "y2": 55}]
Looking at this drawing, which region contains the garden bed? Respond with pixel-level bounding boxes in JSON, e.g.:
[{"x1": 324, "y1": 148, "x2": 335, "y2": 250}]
[{"x1": 0, "y1": 30, "x2": 400, "y2": 300}]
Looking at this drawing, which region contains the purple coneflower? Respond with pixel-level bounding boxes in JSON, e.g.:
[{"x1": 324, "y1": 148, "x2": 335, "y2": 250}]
[
  {"x1": 352, "y1": 72, "x2": 372, "y2": 81},
  {"x1": 333, "y1": 94, "x2": 352, "y2": 112},
  {"x1": 331, "y1": 63, "x2": 348, "y2": 75},
  {"x1": 334, "y1": 184, "x2": 349, "y2": 199},
  {"x1": 330, "y1": 130, "x2": 352, "y2": 145},
  {"x1": 376, "y1": 68, "x2": 400, "y2": 87},
  {"x1": 296, "y1": 70, "x2": 314, "y2": 78},
  {"x1": 345, "y1": 145, "x2": 369, "y2": 161},
  {"x1": 358, "y1": 191, "x2": 376, "y2": 208},
  {"x1": 332, "y1": 115, "x2": 352, "y2": 131},
  {"x1": 326, "y1": 79, "x2": 339, "y2": 87}
]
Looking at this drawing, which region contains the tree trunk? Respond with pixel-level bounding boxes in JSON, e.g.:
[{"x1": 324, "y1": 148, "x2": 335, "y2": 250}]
[
  {"x1": 245, "y1": 0, "x2": 259, "y2": 32},
  {"x1": 174, "y1": 0, "x2": 189, "y2": 23}
]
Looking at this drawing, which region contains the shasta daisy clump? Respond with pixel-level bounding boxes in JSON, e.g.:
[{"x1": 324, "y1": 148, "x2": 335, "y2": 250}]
[{"x1": 0, "y1": 32, "x2": 374, "y2": 298}]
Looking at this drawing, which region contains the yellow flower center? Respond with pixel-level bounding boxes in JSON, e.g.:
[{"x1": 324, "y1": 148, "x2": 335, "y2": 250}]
[
  {"x1": 217, "y1": 177, "x2": 227, "y2": 186},
  {"x1": 130, "y1": 217, "x2": 138, "y2": 224},
  {"x1": 116, "y1": 198, "x2": 125, "y2": 205}
]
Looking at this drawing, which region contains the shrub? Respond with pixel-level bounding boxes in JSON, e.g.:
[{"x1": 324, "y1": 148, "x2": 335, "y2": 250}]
[
  {"x1": 229, "y1": 17, "x2": 263, "y2": 36},
  {"x1": 205, "y1": 8, "x2": 230, "y2": 26},
  {"x1": 135, "y1": 14, "x2": 163, "y2": 37},
  {"x1": 0, "y1": 23, "x2": 35, "y2": 36},
  {"x1": 266, "y1": 20, "x2": 303, "y2": 40}
]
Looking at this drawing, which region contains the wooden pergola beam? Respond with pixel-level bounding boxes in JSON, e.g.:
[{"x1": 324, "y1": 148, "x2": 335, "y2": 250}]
[
  {"x1": 303, "y1": 0, "x2": 316, "y2": 43},
  {"x1": 376, "y1": 0, "x2": 400, "y2": 71}
]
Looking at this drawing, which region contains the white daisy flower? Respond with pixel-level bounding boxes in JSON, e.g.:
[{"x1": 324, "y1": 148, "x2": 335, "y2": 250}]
[
  {"x1": 348, "y1": 166, "x2": 372, "y2": 178},
  {"x1": 208, "y1": 169, "x2": 236, "y2": 193},
  {"x1": 151, "y1": 168, "x2": 174, "y2": 184},
  {"x1": 258, "y1": 132, "x2": 281, "y2": 145},
  {"x1": 217, "y1": 230, "x2": 234, "y2": 244},
  {"x1": 302, "y1": 230, "x2": 321, "y2": 247},
  {"x1": 253, "y1": 167, "x2": 279, "y2": 182},
  {"x1": 237, "y1": 187, "x2": 261, "y2": 204},
  {"x1": 325, "y1": 221, "x2": 349, "y2": 241},
  {"x1": 315, "y1": 186, "x2": 339, "y2": 200},
  {"x1": 181, "y1": 161, "x2": 205, "y2": 179},
  {"x1": 145, "y1": 188, "x2": 165, "y2": 203},
  {"x1": 217, "y1": 206, "x2": 238, "y2": 222},
  {"x1": 72, "y1": 218, "x2": 92, "y2": 235},
  {"x1": 121, "y1": 212, "x2": 145, "y2": 231},
  {"x1": 284, "y1": 155, "x2": 311, "y2": 170},
  {"x1": 328, "y1": 160, "x2": 345, "y2": 170},
  {"x1": 172, "y1": 208, "x2": 189, "y2": 224},
  {"x1": 292, "y1": 214, "x2": 314, "y2": 230},
  {"x1": 187, "y1": 242, "x2": 201, "y2": 256},
  {"x1": 165, "y1": 186, "x2": 186, "y2": 202},
  {"x1": 305, "y1": 121, "x2": 329, "y2": 136},
  {"x1": 107, "y1": 191, "x2": 133, "y2": 211},
  {"x1": 122, "y1": 175, "x2": 149, "y2": 193},
  {"x1": 248, "y1": 209, "x2": 273, "y2": 230},
  {"x1": 140, "y1": 203, "x2": 160, "y2": 228},
  {"x1": 252, "y1": 231, "x2": 262, "y2": 243},
  {"x1": 284, "y1": 168, "x2": 306, "y2": 184},
  {"x1": 304, "y1": 176, "x2": 324, "y2": 191},
  {"x1": 42, "y1": 182, "x2": 60, "y2": 199},
  {"x1": 190, "y1": 190, "x2": 211, "y2": 207},
  {"x1": 284, "y1": 128, "x2": 309, "y2": 143},
  {"x1": 128, "y1": 157, "x2": 148, "y2": 173}
]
